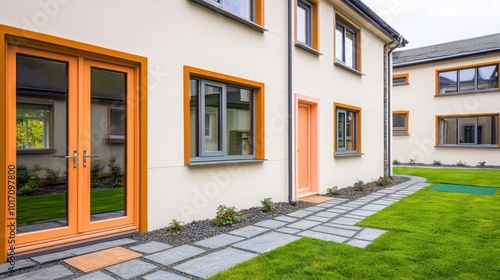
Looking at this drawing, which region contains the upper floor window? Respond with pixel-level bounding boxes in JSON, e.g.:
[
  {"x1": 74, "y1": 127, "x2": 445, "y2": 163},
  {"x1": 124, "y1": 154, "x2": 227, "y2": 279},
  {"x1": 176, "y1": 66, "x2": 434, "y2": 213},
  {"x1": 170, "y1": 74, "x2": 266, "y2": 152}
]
[
  {"x1": 335, "y1": 103, "x2": 361, "y2": 155},
  {"x1": 437, "y1": 63, "x2": 499, "y2": 95},
  {"x1": 393, "y1": 74, "x2": 409, "y2": 86},
  {"x1": 210, "y1": 0, "x2": 252, "y2": 21},
  {"x1": 296, "y1": 0, "x2": 319, "y2": 51},
  {"x1": 393, "y1": 111, "x2": 409, "y2": 135},
  {"x1": 335, "y1": 13, "x2": 360, "y2": 71},
  {"x1": 438, "y1": 115, "x2": 498, "y2": 146},
  {"x1": 17, "y1": 103, "x2": 52, "y2": 150}
]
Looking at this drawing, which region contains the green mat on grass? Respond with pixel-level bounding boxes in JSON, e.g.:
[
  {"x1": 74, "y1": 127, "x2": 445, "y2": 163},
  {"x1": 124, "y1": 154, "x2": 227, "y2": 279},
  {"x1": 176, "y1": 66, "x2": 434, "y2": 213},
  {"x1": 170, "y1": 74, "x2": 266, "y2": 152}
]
[{"x1": 430, "y1": 184, "x2": 498, "y2": 196}]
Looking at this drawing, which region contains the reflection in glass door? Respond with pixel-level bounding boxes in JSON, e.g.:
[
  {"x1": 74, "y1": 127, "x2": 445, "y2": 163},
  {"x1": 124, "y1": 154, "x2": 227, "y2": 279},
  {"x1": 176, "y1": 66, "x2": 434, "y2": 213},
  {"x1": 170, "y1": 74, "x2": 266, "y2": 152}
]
[
  {"x1": 89, "y1": 67, "x2": 127, "y2": 222},
  {"x1": 16, "y1": 54, "x2": 71, "y2": 233}
]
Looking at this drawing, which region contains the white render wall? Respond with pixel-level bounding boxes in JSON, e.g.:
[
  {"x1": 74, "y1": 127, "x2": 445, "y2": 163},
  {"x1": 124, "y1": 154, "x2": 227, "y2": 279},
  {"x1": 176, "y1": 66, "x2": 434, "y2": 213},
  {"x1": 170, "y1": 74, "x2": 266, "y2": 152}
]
[
  {"x1": 392, "y1": 53, "x2": 500, "y2": 166},
  {"x1": 1, "y1": 0, "x2": 392, "y2": 230}
]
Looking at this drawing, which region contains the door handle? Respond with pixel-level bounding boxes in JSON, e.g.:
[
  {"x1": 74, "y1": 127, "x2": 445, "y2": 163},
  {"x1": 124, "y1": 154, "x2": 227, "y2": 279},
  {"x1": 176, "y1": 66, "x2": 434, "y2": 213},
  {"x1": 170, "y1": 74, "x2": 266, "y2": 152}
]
[
  {"x1": 53, "y1": 149, "x2": 78, "y2": 168},
  {"x1": 83, "y1": 149, "x2": 100, "y2": 167}
]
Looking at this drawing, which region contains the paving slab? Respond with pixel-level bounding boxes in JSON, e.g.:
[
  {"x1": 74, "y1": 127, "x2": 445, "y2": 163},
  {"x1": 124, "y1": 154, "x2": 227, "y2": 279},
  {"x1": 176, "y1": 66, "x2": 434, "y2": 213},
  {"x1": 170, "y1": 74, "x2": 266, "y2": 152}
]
[
  {"x1": 343, "y1": 214, "x2": 365, "y2": 219},
  {"x1": 129, "y1": 241, "x2": 172, "y2": 254},
  {"x1": 173, "y1": 248, "x2": 257, "y2": 279},
  {"x1": 254, "y1": 219, "x2": 288, "y2": 229},
  {"x1": 287, "y1": 210, "x2": 313, "y2": 218},
  {"x1": 304, "y1": 215, "x2": 330, "y2": 222},
  {"x1": 228, "y1": 225, "x2": 269, "y2": 238},
  {"x1": 233, "y1": 232, "x2": 300, "y2": 254},
  {"x1": 314, "y1": 211, "x2": 340, "y2": 219},
  {"x1": 287, "y1": 220, "x2": 321, "y2": 230},
  {"x1": 74, "y1": 271, "x2": 116, "y2": 280},
  {"x1": 330, "y1": 217, "x2": 361, "y2": 226},
  {"x1": 360, "y1": 204, "x2": 387, "y2": 212},
  {"x1": 273, "y1": 215, "x2": 298, "y2": 223},
  {"x1": 275, "y1": 227, "x2": 302, "y2": 234},
  {"x1": 350, "y1": 209, "x2": 376, "y2": 217},
  {"x1": 355, "y1": 228, "x2": 388, "y2": 241},
  {"x1": 0, "y1": 259, "x2": 37, "y2": 273},
  {"x1": 143, "y1": 270, "x2": 190, "y2": 280},
  {"x1": 66, "y1": 238, "x2": 137, "y2": 255},
  {"x1": 145, "y1": 245, "x2": 205, "y2": 266},
  {"x1": 5, "y1": 265, "x2": 73, "y2": 280},
  {"x1": 298, "y1": 231, "x2": 349, "y2": 243},
  {"x1": 333, "y1": 205, "x2": 356, "y2": 211},
  {"x1": 32, "y1": 251, "x2": 75, "y2": 264},
  {"x1": 326, "y1": 208, "x2": 349, "y2": 214},
  {"x1": 304, "y1": 206, "x2": 326, "y2": 212},
  {"x1": 311, "y1": 225, "x2": 358, "y2": 237},
  {"x1": 323, "y1": 223, "x2": 363, "y2": 231},
  {"x1": 370, "y1": 200, "x2": 395, "y2": 206},
  {"x1": 347, "y1": 239, "x2": 372, "y2": 249},
  {"x1": 194, "y1": 234, "x2": 245, "y2": 249},
  {"x1": 105, "y1": 259, "x2": 157, "y2": 279}
]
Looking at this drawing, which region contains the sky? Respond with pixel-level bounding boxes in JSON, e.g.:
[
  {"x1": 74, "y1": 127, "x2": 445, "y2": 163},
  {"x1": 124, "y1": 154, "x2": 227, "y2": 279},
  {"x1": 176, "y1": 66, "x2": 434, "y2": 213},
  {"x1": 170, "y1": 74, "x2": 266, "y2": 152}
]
[{"x1": 362, "y1": 0, "x2": 500, "y2": 49}]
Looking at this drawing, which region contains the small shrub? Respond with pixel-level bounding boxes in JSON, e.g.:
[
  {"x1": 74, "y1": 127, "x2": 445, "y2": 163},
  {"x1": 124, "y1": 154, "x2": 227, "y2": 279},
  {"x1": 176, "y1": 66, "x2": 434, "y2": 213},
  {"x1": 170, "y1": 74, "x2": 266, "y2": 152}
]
[
  {"x1": 214, "y1": 205, "x2": 245, "y2": 226},
  {"x1": 375, "y1": 176, "x2": 394, "y2": 186},
  {"x1": 392, "y1": 159, "x2": 401, "y2": 165},
  {"x1": 432, "y1": 160, "x2": 442, "y2": 166},
  {"x1": 456, "y1": 161, "x2": 467, "y2": 167},
  {"x1": 20, "y1": 184, "x2": 34, "y2": 195},
  {"x1": 43, "y1": 168, "x2": 63, "y2": 185},
  {"x1": 166, "y1": 219, "x2": 184, "y2": 233},
  {"x1": 478, "y1": 161, "x2": 486, "y2": 167},
  {"x1": 409, "y1": 158, "x2": 416, "y2": 165},
  {"x1": 326, "y1": 186, "x2": 340, "y2": 196},
  {"x1": 17, "y1": 164, "x2": 30, "y2": 187},
  {"x1": 108, "y1": 157, "x2": 123, "y2": 186},
  {"x1": 90, "y1": 159, "x2": 106, "y2": 178},
  {"x1": 260, "y1": 197, "x2": 275, "y2": 212},
  {"x1": 29, "y1": 165, "x2": 44, "y2": 188},
  {"x1": 353, "y1": 179, "x2": 365, "y2": 192}
]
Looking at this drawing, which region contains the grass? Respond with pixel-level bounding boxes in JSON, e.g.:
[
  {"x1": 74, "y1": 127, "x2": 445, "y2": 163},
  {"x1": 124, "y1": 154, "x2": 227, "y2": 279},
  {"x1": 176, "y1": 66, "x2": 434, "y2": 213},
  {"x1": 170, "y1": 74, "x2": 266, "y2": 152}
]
[
  {"x1": 210, "y1": 168, "x2": 500, "y2": 279},
  {"x1": 393, "y1": 166, "x2": 500, "y2": 187},
  {"x1": 17, "y1": 188, "x2": 124, "y2": 224}
]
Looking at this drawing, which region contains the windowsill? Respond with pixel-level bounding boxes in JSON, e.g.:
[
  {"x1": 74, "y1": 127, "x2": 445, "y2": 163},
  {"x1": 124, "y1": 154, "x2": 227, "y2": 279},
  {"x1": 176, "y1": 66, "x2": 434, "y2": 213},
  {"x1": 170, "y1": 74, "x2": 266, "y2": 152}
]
[
  {"x1": 189, "y1": 0, "x2": 267, "y2": 33},
  {"x1": 436, "y1": 145, "x2": 499, "y2": 148},
  {"x1": 107, "y1": 137, "x2": 125, "y2": 144},
  {"x1": 187, "y1": 159, "x2": 267, "y2": 166},
  {"x1": 334, "y1": 152, "x2": 363, "y2": 158},
  {"x1": 393, "y1": 132, "x2": 409, "y2": 136},
  {"x1": 294, "y1": 42, "x2": 322, "y2": 56},
  {"x1": 435, "y1": 88, "x2": 499, "y2": 97},
  {"x1": 334, "y1": 62, "x2": 364, "y2": 76},
  {"x1": 17, "y1": 149, "x2": 56, "y2": 154},
  {"x1": 393, "y1": 83, "x2": 409, "y2": 86}
]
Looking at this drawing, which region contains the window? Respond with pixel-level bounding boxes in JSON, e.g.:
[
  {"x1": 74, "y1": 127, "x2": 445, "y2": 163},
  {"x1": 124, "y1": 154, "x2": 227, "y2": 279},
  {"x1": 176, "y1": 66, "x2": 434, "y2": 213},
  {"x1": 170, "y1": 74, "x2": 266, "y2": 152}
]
[
  {"x1": 393, "y1": 74, "x2": 409, "y2": 86},
  {"x1": 335, "y1": 13, "x2": 360, "y2": 71},
  {"x1": 393, "y1": 111, "x2": 409, "y2": 135},
  {"x1": 438, "y1": 115, "x2": 498, "y2": 146},
  {"x1": 335, "y1": 103, "x2": 361, "y2": 155},
  {"x1": 109, "y1": 107, "x2": 125, "y2": 143},
  {"x1": 184, "y1": 66, "x2": 265, "y2": 163},
  {"x1": 296, "y1": 0, "x2": 319, "y2": 51},
  {"x1": 437, "y1": 63, "x2": 499, "y2": 95},
  {"x1": 190, "y1": 0, "x2": 265, "y2": 32},
  {"x1": 16, "y1": 103, "x2": 52, "y2": 150}
]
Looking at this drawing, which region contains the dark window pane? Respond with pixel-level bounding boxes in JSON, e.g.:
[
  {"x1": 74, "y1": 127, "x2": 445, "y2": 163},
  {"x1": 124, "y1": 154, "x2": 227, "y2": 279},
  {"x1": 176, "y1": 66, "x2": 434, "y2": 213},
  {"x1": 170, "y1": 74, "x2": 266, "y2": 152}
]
[
  {"x1": 393, "y1": 114, "x2": 406, "y2": 130},
  {"x1": 393, "y1": 77, "x2": 407, "y2": 86},
  {"x1": 297, "y1": 4, "x2": 308, "y2": 44},
  {"x1": 223, "y1": 0, "x2": 251, "y2": 21},
  {"x1": 477, "y1": 116, "x2": 498, "y2": 144},
  {"x1": 477, "y1": 65, "x2": 499, "y2": 90},
  {"x1": 438, "y1": 71, "x2": 458, "y2": 94},
  {"x1": 227, "y1": 87, "x2": 253, "y2": 156},
  {"x1": 190, "y1": 79, "x2": 199, "y2": 157},
  {"x1": 459, "y1": 117, "x2": 476, "y2": 144},
  {"x1": 459, "y1": 68, "x2": 475, "y2": 91},
  {"x1": 346, "y1": 111, "x2": 356, "y2": 150},
  {"x1": 335, "y1": 24, "x2": 344, "y2": 62},
  {"x1": 204, "y1": 85, "x2": 222, "y2": 152},
  {"x1": 439, "y1": 117, "x2": 457, "y2": 144}
]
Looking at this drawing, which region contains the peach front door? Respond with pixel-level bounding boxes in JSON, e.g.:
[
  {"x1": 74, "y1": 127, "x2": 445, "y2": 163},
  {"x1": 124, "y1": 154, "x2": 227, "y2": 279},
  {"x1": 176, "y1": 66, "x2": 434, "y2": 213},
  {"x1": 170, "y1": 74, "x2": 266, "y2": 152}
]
[{"x1": 297, "y1": 104, "x2": 311, "y2": 195}]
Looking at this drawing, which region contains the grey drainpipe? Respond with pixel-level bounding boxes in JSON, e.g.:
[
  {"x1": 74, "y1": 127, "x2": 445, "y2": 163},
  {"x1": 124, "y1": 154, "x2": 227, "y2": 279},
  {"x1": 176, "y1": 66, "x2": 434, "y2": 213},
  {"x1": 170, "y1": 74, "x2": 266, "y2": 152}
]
[
  {"x1": 384, "y1": 36, "x2": 403, "y2": 177},
  {"x1": 288, "y1": 0, "x2": 296, "y2": 205}
]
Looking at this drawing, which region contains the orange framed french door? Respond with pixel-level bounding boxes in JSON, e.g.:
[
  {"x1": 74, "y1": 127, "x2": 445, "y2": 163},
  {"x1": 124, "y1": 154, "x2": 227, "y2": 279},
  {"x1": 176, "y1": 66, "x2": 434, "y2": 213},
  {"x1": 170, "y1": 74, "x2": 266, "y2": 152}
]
[{"x1": 7, "y1": 44, "x2": 138, "y2": 255}]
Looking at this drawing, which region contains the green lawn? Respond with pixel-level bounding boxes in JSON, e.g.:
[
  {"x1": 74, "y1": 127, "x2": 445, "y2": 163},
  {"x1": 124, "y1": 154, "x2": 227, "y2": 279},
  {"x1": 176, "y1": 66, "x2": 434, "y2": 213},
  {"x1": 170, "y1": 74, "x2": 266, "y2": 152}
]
[
  {"x1": 394, "y1": 166, "x2": 500, "y2": 187},
  {"x1": 210, "y1": 168, "x2": 500, "y2": 279},
  {"x1": 17, "y1": 188, "x2": 124, "y2": 224}
]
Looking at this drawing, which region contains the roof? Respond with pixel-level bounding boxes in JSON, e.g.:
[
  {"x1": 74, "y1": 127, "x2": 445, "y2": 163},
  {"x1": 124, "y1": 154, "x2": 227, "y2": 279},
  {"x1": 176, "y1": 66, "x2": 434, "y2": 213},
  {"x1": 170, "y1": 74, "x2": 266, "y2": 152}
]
[
  {"x1": 393, "y1": 33, "x2": 500, "y2": 67},
  {"x1": 342, "y1": 0, "x2": 408, "y2": 46}
]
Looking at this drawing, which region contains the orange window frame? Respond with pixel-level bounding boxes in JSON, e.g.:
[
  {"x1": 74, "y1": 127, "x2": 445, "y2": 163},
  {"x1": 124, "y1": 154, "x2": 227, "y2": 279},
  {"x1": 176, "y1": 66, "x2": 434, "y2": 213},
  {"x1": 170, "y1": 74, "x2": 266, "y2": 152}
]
[
  {"x1": 183, "y1": 66, "x2": 265, "y2": 164},
  {"x1": 393, "y1": 110, "x2": 409, "y2": 135},
  {"x1": 393, "y1": 73, "x2": 409, "y2": 86},
  {"x1": 334, "y1": 10, "x2": 362, "y2": 72},
  {"x1": 435, "y1": 61, "x2": 500, "y2": 96},
  {"x1": 0, "y1": 24, "x2": 148, "y2": 259},
  {"x1": 295, "y1": 0, "x2": 319, "y2": 50},
  {"x1": 334, "y1": 102, "x2": 362, "y2": 155}
]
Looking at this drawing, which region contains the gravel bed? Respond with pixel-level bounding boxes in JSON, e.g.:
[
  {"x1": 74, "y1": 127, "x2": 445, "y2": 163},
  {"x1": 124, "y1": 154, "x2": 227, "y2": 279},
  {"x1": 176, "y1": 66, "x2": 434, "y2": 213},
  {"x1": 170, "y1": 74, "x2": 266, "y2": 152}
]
[{"x1": 395, "y1": 163, "x2": 500, "y2": 169}]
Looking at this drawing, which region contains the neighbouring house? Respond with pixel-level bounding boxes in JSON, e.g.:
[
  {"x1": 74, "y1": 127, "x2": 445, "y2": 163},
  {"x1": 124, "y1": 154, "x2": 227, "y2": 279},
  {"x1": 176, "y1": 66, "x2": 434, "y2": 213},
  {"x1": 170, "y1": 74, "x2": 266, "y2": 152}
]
[
  {"x1": 392, "y1": 34, "x2": 500, "y2": 167},
  {"x1": 0, "y1": 0, "x2": 405, "y2": 259}
]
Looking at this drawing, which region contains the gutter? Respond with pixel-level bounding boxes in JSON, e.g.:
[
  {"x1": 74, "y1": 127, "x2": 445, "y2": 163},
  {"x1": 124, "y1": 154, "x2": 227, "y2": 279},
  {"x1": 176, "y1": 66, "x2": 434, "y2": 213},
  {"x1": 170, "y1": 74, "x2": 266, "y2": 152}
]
[
  {"x1": 384, "y1": 36, "x2": 404, "y2": 177},
  {"x1": 287, "y1": 0, "x2": 296, "y2": 205}
]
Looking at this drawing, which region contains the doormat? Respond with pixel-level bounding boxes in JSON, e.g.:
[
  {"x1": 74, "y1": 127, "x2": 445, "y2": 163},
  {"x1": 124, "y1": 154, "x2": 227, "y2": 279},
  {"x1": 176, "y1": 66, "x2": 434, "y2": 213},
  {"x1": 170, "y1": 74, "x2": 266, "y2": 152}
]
[
  {"x1": 64, "y1": 247, "x2": 142, "y2": 273},
  {"x1": 430, "y1": 184, "x2": 498, "y2": 196},
  {"x1": 299, "y1": 195, "x2": 333, "y2": 203}
]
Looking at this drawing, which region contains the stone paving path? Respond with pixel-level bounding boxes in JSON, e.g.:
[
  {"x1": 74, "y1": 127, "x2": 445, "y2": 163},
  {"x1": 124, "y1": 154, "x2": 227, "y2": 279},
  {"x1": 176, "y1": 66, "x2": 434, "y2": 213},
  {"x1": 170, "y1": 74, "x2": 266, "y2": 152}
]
[{"x1": 0, "y1": 175, "x2": 428, "y2": 280}]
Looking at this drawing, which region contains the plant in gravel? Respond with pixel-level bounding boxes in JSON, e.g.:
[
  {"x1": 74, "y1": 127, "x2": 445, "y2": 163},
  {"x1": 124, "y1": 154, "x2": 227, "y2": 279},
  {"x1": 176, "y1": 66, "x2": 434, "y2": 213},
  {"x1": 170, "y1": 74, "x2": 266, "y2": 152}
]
[
  {"x1": 409, "y1": 158, "x2": 416, "y2": 165},
  {"x1": 166, "y1": 219, "x2": 185, "y2": 233},
  {"x1": 456, "y1": 161, "x2": 467, "y2": 167},
  {"x1": 326, "y1": 186, "x2": 340, "y2": 196},
  {"x1": 432, "y1": 160, "x2": 442, "y2": 166},
  {"x1": 260, "y1": 197, "x2": 275, "y2": 212},
  {"x1": 477, "y1": 161, "x2": 486, "y2": 167},
  {"x1": 375, "y1": 176, "x2": 394, "y2": 186},
  {"x1": 353, "y1": 179, "x2": 365, "y2": 192},
  {"x1": 20, "y1": 184, "x2": 34, "y2": 195},
  {"x1": 214, "y1": 205, "x2": 245, "y2": 226},
  {"x1": 392, "y1": 159, "x2": 400, "y2": 165}
]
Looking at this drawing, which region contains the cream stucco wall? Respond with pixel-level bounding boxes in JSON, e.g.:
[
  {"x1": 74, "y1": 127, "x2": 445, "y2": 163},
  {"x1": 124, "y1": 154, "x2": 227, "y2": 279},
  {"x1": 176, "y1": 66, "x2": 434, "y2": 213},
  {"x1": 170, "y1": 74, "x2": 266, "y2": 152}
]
[
  {"x1": 1, "y1": 0, "x2": 395, "y2": 230},
  {"x1": 392, "y1": 53, "x2": 500, "y2": 166}
]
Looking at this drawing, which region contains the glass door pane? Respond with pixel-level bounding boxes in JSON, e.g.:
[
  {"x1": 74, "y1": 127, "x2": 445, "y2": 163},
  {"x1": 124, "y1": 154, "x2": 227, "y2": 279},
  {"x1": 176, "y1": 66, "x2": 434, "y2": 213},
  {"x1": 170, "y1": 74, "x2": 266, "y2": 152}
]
[
  {"x1": 16, "y1": 54, "x2": 69, "y2": 233},
  {"x1": 89, "y1": 67, "x2": 127, "y2": 221}
]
